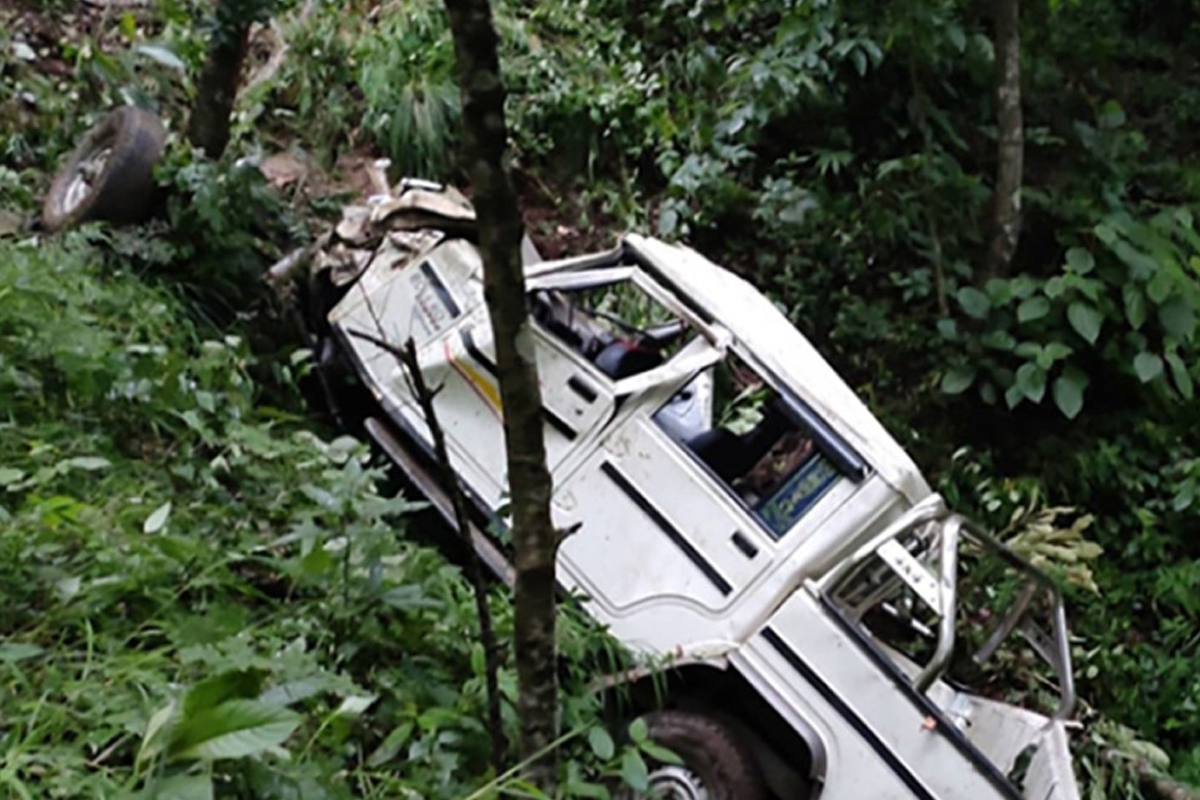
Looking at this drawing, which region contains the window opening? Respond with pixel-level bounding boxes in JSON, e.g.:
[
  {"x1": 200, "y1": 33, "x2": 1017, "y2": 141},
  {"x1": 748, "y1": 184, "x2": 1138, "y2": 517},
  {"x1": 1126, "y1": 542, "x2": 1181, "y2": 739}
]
[
  {"x1": 653, "y1": 352, "x2": 849, "y2": 537},
  {"x1": 531, "y1": 272, "x2": 691, "y2": 381}
]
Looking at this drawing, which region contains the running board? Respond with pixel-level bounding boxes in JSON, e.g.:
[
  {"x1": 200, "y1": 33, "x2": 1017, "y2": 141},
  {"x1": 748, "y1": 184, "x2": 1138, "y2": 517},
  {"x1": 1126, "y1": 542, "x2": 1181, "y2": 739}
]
[{"x1": 364, "y1": 416, "x2": 516, "y2": 586}]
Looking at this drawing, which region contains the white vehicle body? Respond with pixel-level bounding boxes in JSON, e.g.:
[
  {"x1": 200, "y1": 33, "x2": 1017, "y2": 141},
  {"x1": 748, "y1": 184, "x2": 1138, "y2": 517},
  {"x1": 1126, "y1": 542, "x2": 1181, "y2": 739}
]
[{"x1": 296, "y1": 183, "x2": 1081, "y2": 800}]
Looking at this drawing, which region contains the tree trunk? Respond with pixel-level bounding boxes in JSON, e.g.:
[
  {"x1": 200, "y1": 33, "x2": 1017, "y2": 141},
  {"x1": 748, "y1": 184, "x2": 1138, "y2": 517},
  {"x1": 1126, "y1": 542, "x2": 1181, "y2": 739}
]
[
  {"x1": 187, "y1": 9, "x2": 252, "y2": 158},
  {"x1": 442, "y1": 0, "x2": 559, "y2": 790},
  {"x1": 986, "y1": 0, "x2": 1023, "y2": 278}
]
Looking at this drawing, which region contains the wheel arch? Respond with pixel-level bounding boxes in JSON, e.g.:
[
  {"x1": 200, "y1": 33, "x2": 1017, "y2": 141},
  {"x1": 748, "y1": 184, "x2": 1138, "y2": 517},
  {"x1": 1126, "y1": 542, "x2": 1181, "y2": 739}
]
[{"x1": 596, "y1": 658, "x2": 826, "y2": 799}]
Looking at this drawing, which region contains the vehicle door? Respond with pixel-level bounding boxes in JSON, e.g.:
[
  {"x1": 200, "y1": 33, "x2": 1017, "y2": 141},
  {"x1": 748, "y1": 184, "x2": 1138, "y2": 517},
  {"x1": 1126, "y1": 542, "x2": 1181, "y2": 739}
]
[
  {"x1": 530, "y1": 267, "x2": 782, "y2": 621},
  {"x1": 555, "y1": 332, "x2": 870, "y2": 635}
]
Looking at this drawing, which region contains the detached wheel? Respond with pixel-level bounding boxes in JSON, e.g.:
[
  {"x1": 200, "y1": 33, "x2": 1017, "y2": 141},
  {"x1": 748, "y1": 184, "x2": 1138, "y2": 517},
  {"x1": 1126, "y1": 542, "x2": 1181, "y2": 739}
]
[
  {"x1": 619, "y1": 711, "x2": 767, "y2": 800},
  {"x1": 42, "y1": 107, "x2": 166, "y2": 232}
]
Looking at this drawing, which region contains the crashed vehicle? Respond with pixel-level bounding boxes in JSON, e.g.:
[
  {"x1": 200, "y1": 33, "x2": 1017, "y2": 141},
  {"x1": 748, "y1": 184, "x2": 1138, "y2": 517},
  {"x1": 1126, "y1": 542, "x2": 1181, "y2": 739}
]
[{"x1": 274, "y1": 176, "x2": 1081, "y2": 800}]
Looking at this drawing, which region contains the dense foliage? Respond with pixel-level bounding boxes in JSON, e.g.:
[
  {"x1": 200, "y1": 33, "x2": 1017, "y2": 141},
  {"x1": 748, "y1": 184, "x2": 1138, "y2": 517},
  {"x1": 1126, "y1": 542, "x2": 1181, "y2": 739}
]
[
  {"x1": 3, "y1": 0, "x2": 1199, "y2": 794},
  {"x1": 0, "y1": 234, "x2": 657, "y2": 798}
]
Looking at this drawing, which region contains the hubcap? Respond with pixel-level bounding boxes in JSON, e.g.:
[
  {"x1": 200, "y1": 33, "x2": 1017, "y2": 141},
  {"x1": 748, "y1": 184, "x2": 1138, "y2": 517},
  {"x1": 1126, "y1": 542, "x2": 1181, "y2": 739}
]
[
  {"x1": 62, "y1": 146, "x2": 112, "y2": 215},
  {"x1": 643, "y1": 765, "x2": 708, "y2": 800}
]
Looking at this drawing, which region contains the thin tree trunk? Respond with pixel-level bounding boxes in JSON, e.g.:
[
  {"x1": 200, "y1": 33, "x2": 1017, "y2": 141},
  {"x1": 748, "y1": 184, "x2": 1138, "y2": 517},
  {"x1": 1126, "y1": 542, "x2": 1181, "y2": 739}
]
[
  {"x1": 349, "y1": 331, "x2": 508, "y2": 771},
  {"x1": 441, "y1": 0, "x2": 559, "y2": 790},
  {"x1": 188, "y1": 11, "x2": 252, "y2": 158},
  {"x1": 986, "y1": 0, "x2": 1023, "y2": 278}
]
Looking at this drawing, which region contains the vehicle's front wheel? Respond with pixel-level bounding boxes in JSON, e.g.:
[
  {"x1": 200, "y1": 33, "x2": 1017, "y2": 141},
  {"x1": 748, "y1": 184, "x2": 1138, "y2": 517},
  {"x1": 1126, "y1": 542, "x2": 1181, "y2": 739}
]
[{"x1": 617, "y1": 711, "x2": 767, "y2": 800}]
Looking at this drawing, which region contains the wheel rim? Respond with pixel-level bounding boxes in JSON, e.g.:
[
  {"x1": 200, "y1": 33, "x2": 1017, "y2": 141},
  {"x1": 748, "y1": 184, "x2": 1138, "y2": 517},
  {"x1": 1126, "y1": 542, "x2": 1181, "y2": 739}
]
[
  {"x1": 61, "y1": 146, "x2": 113, "y2": 215},
  {"x1": 642, "y1": 764, "x2": 709, "y2": 800}
]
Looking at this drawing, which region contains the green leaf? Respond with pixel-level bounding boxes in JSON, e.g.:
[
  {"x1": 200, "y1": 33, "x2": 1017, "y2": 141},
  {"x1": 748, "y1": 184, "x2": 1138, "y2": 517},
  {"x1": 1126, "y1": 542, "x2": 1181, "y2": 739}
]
[
  {"x1": 1093, "y1": 223, "x2": 1118, "y2": 245},
  {"x1": 941, "y1": 366, "x2": 976, "y2": 395},
  {"x1": 335, "y1": 695, "x2": 377, "y2": 717},
  {"x1": 148, "y1": 773, "x2": 213, "y2": 800},
  {"x1": 1052, "y1": 377, "x2": 1084, "y2": 419},
  {"x1": 979, "y1": 380, "x2": 998, "y2": 405},
  {"x1": 143, "y1": 502, "x2": 173, "y2": 534},
  {"x1": 1124, "y1": 285, "x2": 1147, "y2": 330},
  {"x1": 138, "y1": 700, "x2": 179, "y2": 767},
  {"x1": 0, "y1": 467, "x2": 25, "y2": 487},
  {"x1": 1067, "y1": 302, "x2": 1103, "y2": 344},
  {"x1": 1053, "y1": 367, "x2": 1089, "y2": 419},
  {"x1": 1043, "y1": 342, "x2": 1074, "y2": 361},
  {"x1": 1113, "y1": 241, "x2": 1158, "y2": 280},
  {"x1": 66, "y1": 456, "x2": 111, "y2": 471},
  {"x1": 620, "y1": 750, "x2": 650, "y2": 793},
  {"x1": 1004, "y1": 382, "x2": 1025, "y2": 410},
  {"x1": 367, "y1": 722, "x2": 413, "y2": 767},
  {"x1": 1148, "y1": 270, "x2": 1174, "y2": 304},
  {"x1": 981, "y1": 330, "x2": 1016, "y2": 351},
  {"x1": 587, "y1": 726, "x2": 615, "y2": 761},
  {"x1": 1015, "y1": 362, "x2": 1047, "y2": 403},
  {"x1": 628, "y1": 717, "x2": 649, "y2": 745},
  {"x1": 1098, "y1": 100, "x2": 1126, "y2": 129},
  {"x1": 1015, "y1": 341, "x2": 1042, "y2": 359},
  {"x1": 135, "y1": 43, "x2": 187, "y2": 72},
  {"x1": 956, "y1": 287, "x2": 991, "y2": 319},
  {"x1": 168, "y1": 699, "x2": 301, "y2": 762},
  {"x1": 1017, "y1": 296, "x2": 1051, "y2": 323},
  {"x1": 1065, "y1": 247, "x2": 1095, "y2": 274},
  {"x1": 639, "y1": 740, "x2": 685, "y2": 765},
  {"x1": 1157, "y1": 297, "x2": 1196, "y2": 342},
  {"x1": 1133, "y1": 353, "x2": 1164, "y2": 383},
  {"x1": 657, "y1": 207, "x2": 678, "y2": 237},
  {"x1": 1166, "y1": 352, "x2": 1194, "y2": 399},
  {"x1": 0, "y1": 642, "x2": 44, "y2": 662},
  {"x1": 184, "y1": 670, "x2": 266, "y2": 718}
]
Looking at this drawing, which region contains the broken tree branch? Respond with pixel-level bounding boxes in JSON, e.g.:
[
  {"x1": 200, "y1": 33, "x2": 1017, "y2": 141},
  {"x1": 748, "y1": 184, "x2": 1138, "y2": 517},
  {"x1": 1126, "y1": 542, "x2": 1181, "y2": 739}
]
[{"x1": 348, "y1": 329, "x2": 508, "y2": 770}]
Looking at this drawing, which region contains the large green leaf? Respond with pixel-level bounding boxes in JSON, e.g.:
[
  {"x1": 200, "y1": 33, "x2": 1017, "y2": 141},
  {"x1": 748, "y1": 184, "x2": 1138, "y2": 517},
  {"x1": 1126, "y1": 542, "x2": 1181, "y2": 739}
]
[
  {"x1": 587, "y1": 726, "x2": 614, "y2": 760},
  {"x1": 1065, "y1": 247, "x2": 1095, "y2": 275},
  {"x1": 957, "y1": 287, "x2": 991, "y2": 319},
  {"x1": 941, "y1": 366, "x2": 976, "y2": 395},
  {"x1": 183, "y1": 670, "x2": 266, "y2": 718},
  {"x1": 1133, "y1": 353, "x2": 1164, "y2": 384},
  {"x1": 1166, "y1": 352, "x2": 1195, "y2": 400},
  {"x1": 1158, "y1": 297, "x2": 1196, "y2": 342},
  {"x1": 1015, "y1": 362, "x2": 1047, "y2": 403},
  {"x1": 620, "y1": 750, "x2": 650, "y2": 793},
  {"x1": 1053, "y1": 372, "x2": 1086, "y2": 419},
  {"x1": 137, "y1": 701, "x2": 179, "y2": 767},
  {"x1": 1017, "y1": 296, "x2": 1051, "y2": 323},
  {"x1": 1123, "y1": 285, "x2": 1147, "y2": 330},
  {"x1": 168, "y1": 700, "x2": 301, "y2": 762},
  {"x1": 1067, "y1": 301, "x2": 1103, "y2": 345}
]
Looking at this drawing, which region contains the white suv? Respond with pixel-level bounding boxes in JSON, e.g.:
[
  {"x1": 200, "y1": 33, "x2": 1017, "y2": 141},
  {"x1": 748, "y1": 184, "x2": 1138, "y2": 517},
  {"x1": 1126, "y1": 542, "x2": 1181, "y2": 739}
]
[{"x1": 277, "y1": 180, "x2": 1081, "y2": 800}]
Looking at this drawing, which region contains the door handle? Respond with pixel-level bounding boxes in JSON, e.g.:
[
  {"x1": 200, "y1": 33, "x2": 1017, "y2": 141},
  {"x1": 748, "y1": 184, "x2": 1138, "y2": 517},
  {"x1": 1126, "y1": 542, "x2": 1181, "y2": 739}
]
[
  {"x1": 730, "y1": 531, "x2": 758, "y2": 559},
  {"x1": 567, "y1": 375, "x2": 598, "y2": 403}
]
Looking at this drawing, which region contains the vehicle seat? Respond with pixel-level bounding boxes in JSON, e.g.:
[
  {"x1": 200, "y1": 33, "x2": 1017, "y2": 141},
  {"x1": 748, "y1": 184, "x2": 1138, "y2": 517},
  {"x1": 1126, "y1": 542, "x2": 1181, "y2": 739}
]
[
  {"x1": 685, "y1": 399, "x2": 792, "y2": 485},
  {"x1": 594, "y1": 341, "x2": 663, "y2": 379}
]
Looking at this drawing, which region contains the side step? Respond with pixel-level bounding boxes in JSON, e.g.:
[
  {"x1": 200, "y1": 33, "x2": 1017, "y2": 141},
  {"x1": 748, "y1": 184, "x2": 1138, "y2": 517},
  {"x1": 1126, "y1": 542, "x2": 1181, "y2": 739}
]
[{"x1": 364, "y1": 416, "x2": 515, "y2": 586}]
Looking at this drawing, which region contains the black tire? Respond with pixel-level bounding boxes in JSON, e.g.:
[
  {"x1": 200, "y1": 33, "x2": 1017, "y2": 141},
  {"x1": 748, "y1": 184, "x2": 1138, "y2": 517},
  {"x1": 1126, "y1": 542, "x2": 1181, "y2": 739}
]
[
  {"x1": 42, "y1": 107, "x2": 166, "y2": 232},
  {"x1": 619, "y1": 710, "x2": 767, "y2": 800}
]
